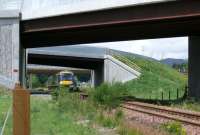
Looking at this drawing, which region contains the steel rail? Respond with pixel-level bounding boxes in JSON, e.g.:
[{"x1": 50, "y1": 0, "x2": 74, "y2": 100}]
[
  {"x1": 122, "y1": 101, "x2": 200, "y2": 126},
  {"x1": 124, "y1": 101, "x2": 200, "y2": 119}
]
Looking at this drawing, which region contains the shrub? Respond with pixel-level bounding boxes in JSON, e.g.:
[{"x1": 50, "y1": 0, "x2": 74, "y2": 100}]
[
  {"x1": 54, "y1": 87, "x2": 97, "y2": 121},
  {"x1": 51, "y1": 87, "x2": 60, "y2": 101},
  {"x1": 161, "y1": 121, "x2": 186, "y2": 135},
  {"x1": 90, "y1": 83, "x2": 128, "y2": 108},
  {"x1": 95, "y1": 110, "x2": 123, "y2": 129},
  {"x1": 115, "y1": 109, "x2": 124, "y2": 121}
]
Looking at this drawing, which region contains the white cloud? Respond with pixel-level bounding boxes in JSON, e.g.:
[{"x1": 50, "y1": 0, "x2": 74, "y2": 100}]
[{"x1": 87, "y1": 37, "x2": 188, "y2": 60}]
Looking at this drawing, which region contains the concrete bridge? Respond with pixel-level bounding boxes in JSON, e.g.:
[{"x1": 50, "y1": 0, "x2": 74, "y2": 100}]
[
  {"x1": 27, "y1": 65, "x2": 91, "y2": 75},
  {"x1": 28, "y1": 46, "x2": 141, "y2": 86},
  {"x1": 1, "y1": 0, "x2": 200, "y2": 98}
]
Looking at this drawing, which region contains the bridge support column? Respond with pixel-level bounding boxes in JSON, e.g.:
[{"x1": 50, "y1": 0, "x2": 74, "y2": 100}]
[
  {"x1": 94, "y1": 64, "x2": 104, "y2": 87},
  {"x1": 189, "y1": 36, "x2": 200, "y2": 99},
  {"x1": 90, "y1": 70, "x2": 95, "y2": 87},
  {"x1": 19, "y1": 47, "x2": 27, "y2": 88}
]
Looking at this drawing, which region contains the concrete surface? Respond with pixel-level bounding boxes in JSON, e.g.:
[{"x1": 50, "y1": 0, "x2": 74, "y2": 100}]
[
  {"x1": 0, "y1": 10, "x2": 20, "y2": 89},
  {"x1": 189, "y1": 36, "x2": 200, "y2": 99},
  {"x1": 104, "y1": 55, "x2": 141, "y2": 83},
  {"x1": 28, "y1": 47, "x2": 141, "y2": 86}
]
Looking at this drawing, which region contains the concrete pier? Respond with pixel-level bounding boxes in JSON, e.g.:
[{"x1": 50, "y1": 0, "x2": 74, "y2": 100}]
[
  {"x1": 0, "y1": 10, "x2": 20, "y2": 89},
  {"x1": 189, "y1": 36, "x2": 200, "y2": 99}
]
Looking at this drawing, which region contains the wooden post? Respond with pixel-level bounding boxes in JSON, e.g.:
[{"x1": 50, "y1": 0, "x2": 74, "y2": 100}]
[{"x1": 13, "y1": 83, "x2": 30, "y2": 135}]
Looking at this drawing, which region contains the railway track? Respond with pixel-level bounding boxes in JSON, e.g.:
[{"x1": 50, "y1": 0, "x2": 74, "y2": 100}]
[{"x1": 121, "y1": 101, "x2": 200, "y2": 126}]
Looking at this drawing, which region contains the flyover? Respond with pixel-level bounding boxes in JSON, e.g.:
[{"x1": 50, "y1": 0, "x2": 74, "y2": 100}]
[
  {"x1": 28, "y1": 46, "x2": 141, "y2": 86},
  {"x1": 21, "y1": 1, "x2": 200, "y2": 47},
  {"x1": 20, "y1": 0, "x2": 200, "y2": 98},
  {"x1": 27, "y1": 65, "x2": 91, "y2": 75},
  {"x1": 27, "y1": 65, "x2": 92, "y2": 89},
  {"x1": 1, "y1": 0, "x2": 200, "y2": 98}
]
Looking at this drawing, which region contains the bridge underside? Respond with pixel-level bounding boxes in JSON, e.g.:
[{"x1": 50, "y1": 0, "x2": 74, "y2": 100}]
[
  {"x1": 28, "y1": 53, "x2": 104, "y2": 86},
  {"x1": 27, "y1": 65, "x2": 91, "y2": 75},
  {"x1": 21, "y1": 1, "x2": 200, "y2": 48}
]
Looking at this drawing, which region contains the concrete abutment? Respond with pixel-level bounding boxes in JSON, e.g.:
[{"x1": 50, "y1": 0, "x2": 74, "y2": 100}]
[{"x1": 189, "y1": 36, "x2": 200, "y2": 99}]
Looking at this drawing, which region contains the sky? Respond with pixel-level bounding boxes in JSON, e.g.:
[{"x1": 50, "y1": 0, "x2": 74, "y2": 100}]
[{"x1": 88, "y1": 37, "x2": 188, "y2": 60}]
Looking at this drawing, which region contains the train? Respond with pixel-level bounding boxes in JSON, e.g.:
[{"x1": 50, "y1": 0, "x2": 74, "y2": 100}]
[{"x1": 57, "y1": 71, "x2": 79, "y2": 91}]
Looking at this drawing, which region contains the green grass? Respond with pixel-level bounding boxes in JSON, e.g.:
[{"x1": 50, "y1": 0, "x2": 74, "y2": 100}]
[
  {"x1": 161, "y1": 122, "x2": 186, "y2": 135},
  {"x1": 31, "y1": 97, "x2": 98, "y2": 135},
  {"x1": 89, "y1": 83, "x2": 128, "y2": 108},
  {"x1": 171, "y1": 100, "x2": 200, "y2": 112},
  {"x1": 3, "y1": 87, "x2": 143, "y2": 135},
  {"x1": 118, "y1": 125, "x2": 143, "y2": 135},
  {"x1": 0, "y1": 88, "x2": 11, "y2": 129},
  {"x1": 4, "y1": 95, "x2": 98, "y2": 135},
  {"x1": 114, "y1": 54, "x2": 187, "y2": 99}
]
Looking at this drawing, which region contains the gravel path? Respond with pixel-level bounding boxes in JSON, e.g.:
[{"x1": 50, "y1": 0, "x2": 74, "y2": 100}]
[{"x1": 31, "y1": 94, "x2": 51, "y2": 100}]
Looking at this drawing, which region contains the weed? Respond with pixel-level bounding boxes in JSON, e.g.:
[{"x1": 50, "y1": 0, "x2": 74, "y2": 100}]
[
  {"x1": 95, "y1": 110, "x2": 118, "y2": 128},
  {"x1": 161, "y1": 121, "x2": 186, "y2": 135},
  {"x1": 90, "y1": 83, "x2": 128, "y2": 109},
  {"x1": 118, "y1": 124, "x2": 142, "y2": 135},
  {"x1": 115, "y1": 109, "x2": 124, "y2": 120}
]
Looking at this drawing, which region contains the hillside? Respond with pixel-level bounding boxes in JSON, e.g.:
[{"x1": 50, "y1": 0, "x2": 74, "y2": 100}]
[
  {"x1": 113, "y1": 54, "x2": 187, "y2": 100},
  {"x1": 160, "y1": 58, "x2": 188, "y2": 67}
]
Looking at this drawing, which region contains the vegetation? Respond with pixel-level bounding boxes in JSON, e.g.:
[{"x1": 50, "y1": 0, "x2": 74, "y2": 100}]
[
  {"x1": 29, "y1": 74, "x2": 49, "y2": 88},
  {"x1": 172, "y1": 63, "x2": 188, "y2": 74},
  {"x1": 3, "y1": 87, "x2": 145, "y2": 135},
  {"x1": 114, "y1": 54, "x2": 187, "y2": 100},
  {"x1": 89, "y1": 83, "x2": 128, "y2": 109},
  {"x1": 161, "y1": 122, "x2": 186, "y2": 135},
  {"x1": 0, "y1": 87, "x2": 11, "y2": 129},
  {"x1": 118, "y1": 124, "x2": 143, "y2": 135},
  {"x1": 4, "y1": 94, "x2": 99, "y2": 135},
  {"x1": 171, "y1": 100, "x2": 200, "y2": 112},
  {"x1": 1, "y1": 53, "x2": 189, "y2": 135},
  {"x1": 54, "y1": 87, "x2": 142, "y2": 135}
]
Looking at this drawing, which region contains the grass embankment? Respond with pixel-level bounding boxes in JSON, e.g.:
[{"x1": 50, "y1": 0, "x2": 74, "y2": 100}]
[
  {"x1": 114, "y1": 54, "x2": 187, "y2": 100},
  {"x1": 4, "y1": 87, "x2": 143, "y2": 135},
  {"x1": 2, "y1": 84, "x2": 186, "y2": 135},
  {"x1": 0, "y1": 88, "x2": 11, "y2": 129}
]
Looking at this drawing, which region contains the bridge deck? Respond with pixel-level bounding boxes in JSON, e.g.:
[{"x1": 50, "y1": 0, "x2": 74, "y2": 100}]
[{"x1": 21, "y1": 1, "x2": 200, "y2": 48}]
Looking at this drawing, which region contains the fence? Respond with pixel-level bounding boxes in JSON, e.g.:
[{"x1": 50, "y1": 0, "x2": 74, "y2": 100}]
[
  {"x1": 123, "y1": 86, "x2": 188, "y2": 105},
  {"x1": 147, "y1": 86, "x2": 188, "y2": 101}
]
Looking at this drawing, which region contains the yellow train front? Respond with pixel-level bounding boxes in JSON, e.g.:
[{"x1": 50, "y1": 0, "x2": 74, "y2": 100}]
[{"x1": 57, "y1": 71, "x2": 79, "y2": 91}]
